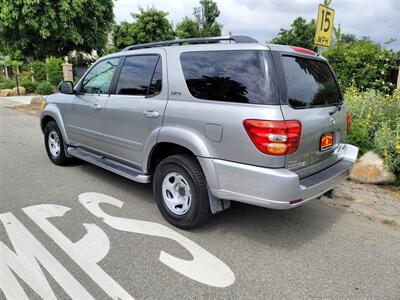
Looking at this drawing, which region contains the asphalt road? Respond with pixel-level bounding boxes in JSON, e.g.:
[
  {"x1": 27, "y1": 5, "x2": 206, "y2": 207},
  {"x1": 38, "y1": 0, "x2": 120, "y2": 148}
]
[{"x1": 1, "y1": 107, "x2": 400, "y2": 299}]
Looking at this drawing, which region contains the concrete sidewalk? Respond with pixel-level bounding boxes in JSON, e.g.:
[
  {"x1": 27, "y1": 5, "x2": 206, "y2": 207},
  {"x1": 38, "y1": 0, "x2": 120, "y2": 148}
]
[{"x1": 0, "y1": 95, "x2": 35, "y2": 106}]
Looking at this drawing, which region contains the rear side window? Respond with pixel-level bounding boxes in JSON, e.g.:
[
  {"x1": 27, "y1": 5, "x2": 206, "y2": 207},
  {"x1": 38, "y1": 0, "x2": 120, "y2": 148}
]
[
  {"x1": 116, "y1": 55, "x2": 161, "y2": 96},
  {"x1": 180, "y1": 50, "x2": 276, "y2": 104},
  {"x1": 282, "y1": 56, "x2": 342, "y2": 108}
]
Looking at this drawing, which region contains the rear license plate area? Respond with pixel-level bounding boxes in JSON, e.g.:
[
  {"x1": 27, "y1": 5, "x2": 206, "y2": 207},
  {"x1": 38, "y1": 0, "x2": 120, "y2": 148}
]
[{"x1": 320, "y1": 132, "x2": 334, "y2": 151}]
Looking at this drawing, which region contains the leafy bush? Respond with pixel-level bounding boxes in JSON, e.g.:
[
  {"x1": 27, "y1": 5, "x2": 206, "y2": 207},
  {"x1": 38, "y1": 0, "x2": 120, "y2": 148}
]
[
  {"x1": 324, "y1": 39, "x2": 398, "y2": 92},
  {"x1": 45, "y1": 57, "x2": 63, "y2": 86},
  {"x1": 35, "y1": 81, "x2": 54, "y2": 95},
  {"x1": 374, "y1": 123, "x2": 400, "y2": 175},
  {"x1": 20, "y1": 80, "x2": 37, "y2": 93},
  {"x1": 30, "y1": 60, "x2": 47, "y2": 82},
  {"x1": 345, "y1": 87, "x2": 400, "y2": 174},
  {"x1": 0, "y1": 79, "x2": 16, "y2": 89},
  {"x1": 20, "y1": 70, "x2": 31, "y2": 81}
]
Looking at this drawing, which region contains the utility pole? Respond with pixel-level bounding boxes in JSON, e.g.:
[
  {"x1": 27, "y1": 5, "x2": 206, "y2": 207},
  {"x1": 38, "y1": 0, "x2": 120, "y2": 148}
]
[{"x1": 397, "y1": 65, "x2": 400, "y2": 90}]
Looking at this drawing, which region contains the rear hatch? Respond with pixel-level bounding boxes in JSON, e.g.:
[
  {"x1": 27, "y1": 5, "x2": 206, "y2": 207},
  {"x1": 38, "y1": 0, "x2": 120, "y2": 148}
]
[{"x1": 277, "y1": 54, "x2": 347, "y2": 178}]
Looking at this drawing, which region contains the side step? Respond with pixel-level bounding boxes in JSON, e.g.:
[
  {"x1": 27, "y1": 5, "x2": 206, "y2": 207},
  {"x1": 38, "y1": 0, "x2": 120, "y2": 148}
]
[{"x1": 67, "y1": 147, "x2": 151, "y2": 184}]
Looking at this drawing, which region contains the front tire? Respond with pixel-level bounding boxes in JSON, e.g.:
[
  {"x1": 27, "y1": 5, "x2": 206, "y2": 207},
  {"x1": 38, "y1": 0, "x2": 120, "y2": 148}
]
[
  {"x1": 44, "y1": 121, "x2": 70, "y2": 165},
  {"x1": 153, "y1": 154, "x2": 211, "y2": 229}
]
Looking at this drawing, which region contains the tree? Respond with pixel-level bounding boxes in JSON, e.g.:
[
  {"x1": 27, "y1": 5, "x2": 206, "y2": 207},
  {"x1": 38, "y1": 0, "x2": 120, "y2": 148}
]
[
  {"x1": 270, "y1": 17, "x2": 316, "y2": 50},
  {"x1": 176, "y1": 0, "x2": 222, "y2": 39},
  {"x1": 194, "y1": 0, "x2": 222, "y2": 36},
  {"x1": 176, "y1": 17, "x2": 200, "y2": 39},
  {"x1": 113, "y1": 21, "x2": 136, "y2": 49},
  {"x1": 333, "y1": 25, "x2": 357, "y2": 45},
  {"x1": 113, "y1": 7, "x2": 175, "y2": 49},
  {"x1": 0, "y1": 0, "x2": 114, "y2": 59}
]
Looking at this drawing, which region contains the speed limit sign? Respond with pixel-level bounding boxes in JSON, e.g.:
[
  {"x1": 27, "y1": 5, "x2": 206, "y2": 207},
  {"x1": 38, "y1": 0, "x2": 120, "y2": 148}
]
[{"x1": 314, "y1": 4, "x2": 335, "y2": 47}]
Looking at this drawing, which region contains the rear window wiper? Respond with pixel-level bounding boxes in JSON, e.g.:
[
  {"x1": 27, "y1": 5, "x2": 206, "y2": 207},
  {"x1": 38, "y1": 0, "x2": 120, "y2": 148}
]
[{"x1": 329, "y1": 102, "x2": 343, "y2": 115}]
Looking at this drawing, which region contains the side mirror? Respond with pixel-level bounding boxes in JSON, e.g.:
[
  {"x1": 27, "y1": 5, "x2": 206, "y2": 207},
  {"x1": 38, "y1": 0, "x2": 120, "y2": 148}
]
[{"x1": 58, "y1": 81, "x2": 74, "y2": 94}]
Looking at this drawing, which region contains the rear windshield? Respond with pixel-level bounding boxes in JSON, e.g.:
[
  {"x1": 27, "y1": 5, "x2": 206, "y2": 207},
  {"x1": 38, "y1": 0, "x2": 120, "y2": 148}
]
[
  {"x1": 180, "y1": 50, "x2": 277, "y2": 105},
  {"x1": 282, "y1": 56, "x2": 342, "y2": 108}
]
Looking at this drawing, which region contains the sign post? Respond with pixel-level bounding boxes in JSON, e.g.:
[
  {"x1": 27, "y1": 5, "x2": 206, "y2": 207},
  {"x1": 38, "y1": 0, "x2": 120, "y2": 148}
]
[{"x1": 314, "y1": 4, "x2": 335, "y2": 49}]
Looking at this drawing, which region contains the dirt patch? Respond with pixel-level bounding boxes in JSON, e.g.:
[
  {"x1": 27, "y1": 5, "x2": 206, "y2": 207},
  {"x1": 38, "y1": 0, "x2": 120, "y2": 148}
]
[
  {"x1": 6, "y1": 104, "x2": 42, "y2": 117},
  {"x1": 321, "y1": 180, "x2": 400, "y2": 228}
]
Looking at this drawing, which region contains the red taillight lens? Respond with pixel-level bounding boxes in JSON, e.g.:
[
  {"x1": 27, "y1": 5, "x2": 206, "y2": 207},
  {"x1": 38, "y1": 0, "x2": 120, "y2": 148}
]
[
  {"x1": 346, "y1": 112, "x2": 351, "y2": 134},
  {"x1": 243, "y1": 120, "x2": 302, "y2": 156}
]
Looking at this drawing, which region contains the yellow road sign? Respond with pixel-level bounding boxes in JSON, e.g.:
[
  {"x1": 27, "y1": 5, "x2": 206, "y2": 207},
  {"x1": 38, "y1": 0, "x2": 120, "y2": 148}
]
[{"x1": 314, "y1": 4, "x2": 335, "y2": 47}]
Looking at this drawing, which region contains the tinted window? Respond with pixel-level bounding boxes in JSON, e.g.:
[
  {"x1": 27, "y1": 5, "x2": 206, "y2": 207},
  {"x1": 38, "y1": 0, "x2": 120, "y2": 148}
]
[
  {"x1": 180, "y1": 50, "x2": 276, "y2": 104},
  {"x1": 148, "y1": 58, "x2": 162, "y2": 96},
  {"x1": 116, "y1": 55, "x2": 161, "y2": 96},
  {"x1": 82, "y1": 58, "x2": 119, "y2": 94},
  {"x1": 282, "y1": 56, "x2": 342, "y2": 108}
]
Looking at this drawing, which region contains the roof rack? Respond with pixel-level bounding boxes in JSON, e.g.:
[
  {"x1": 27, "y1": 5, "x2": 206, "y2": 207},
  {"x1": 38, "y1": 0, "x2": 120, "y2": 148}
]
[{"x1": 122, "y1": 35, "x2": 258, "y2": 51}]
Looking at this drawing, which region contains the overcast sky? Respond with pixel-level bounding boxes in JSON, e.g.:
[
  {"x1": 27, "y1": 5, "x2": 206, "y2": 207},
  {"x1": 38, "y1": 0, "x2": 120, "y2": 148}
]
[{"x1": 113, "y1": 0, "x2": 400, "y2": 51}]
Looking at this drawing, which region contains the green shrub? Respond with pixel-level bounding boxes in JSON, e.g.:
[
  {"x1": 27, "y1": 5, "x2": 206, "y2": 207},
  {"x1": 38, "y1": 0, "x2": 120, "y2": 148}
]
[
  {"x1": 35, "y1": 81, "x2": 53, "y2": 95},
  {"x1": 45, "y1": 57, "x2": 63, "y2": 86},
  {"x1": 324, "y1": 39, "x2": 398, "y2": 92},
  {"x1": 0, "y1": 79, "x2": 16, "y2": 89},
  {"x1": 345, "y1": 87, "x2": 400, "y2": 174},
  {"x1": 30, "y1": 60, "x2": 46, "y2": 81},
  {"x1": 374, "y1": 123, "x2": 400, "y2": 175},
  {"x1": 20, "y1": 80, "x2": 37, "y2": 93}
]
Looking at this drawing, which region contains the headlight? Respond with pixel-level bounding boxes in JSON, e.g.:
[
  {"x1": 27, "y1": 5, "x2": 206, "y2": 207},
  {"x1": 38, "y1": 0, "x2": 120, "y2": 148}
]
[{"x1": 39, "y1": 97, "x2": 46, "y2": 112}]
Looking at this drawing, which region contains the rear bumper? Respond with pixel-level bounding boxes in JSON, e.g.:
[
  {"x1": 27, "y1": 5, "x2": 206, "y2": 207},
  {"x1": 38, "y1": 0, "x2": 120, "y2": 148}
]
[{"x1": 199, "y1": 144, "x2": 358, "y2": 209}]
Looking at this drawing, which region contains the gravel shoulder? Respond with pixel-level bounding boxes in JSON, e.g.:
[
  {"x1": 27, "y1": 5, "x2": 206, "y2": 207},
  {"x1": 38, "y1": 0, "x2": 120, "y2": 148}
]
[{"x1": 322, "y1": 180, "x2": 400, "y2": 227}]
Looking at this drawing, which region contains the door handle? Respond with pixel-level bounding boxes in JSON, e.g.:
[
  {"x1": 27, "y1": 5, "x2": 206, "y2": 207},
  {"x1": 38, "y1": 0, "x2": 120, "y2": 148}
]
[
  {"x1": 92, "y1": 103, "x2": 102, "y2": 110},
  {"x1": 144, "y1": 110, "x2": 160, "y2": 118}
]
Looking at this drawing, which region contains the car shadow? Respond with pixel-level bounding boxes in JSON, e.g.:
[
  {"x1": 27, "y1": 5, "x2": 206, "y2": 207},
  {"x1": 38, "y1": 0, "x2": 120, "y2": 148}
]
[
  {"x1": 198, "y1": 200, "x2": 344, "y2": 249},
  {"x1": 76, "y1": 161, "x2": 343, "y2": 250}
]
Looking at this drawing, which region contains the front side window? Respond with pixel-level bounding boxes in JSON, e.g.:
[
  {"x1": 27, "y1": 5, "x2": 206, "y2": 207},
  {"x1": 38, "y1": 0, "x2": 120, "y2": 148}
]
[
  {"x1": 116, "y1": 55, "x2": 161, "y2": 96},
  {"x1": 180, "y1": 50, "x2": 276, "y2": 104},
  {"x1": 282, "y1": 56, "x2": 342, "y2": 108},
  {"x1": 82, "y1": 58, "x2": 119, "y2": 94}
]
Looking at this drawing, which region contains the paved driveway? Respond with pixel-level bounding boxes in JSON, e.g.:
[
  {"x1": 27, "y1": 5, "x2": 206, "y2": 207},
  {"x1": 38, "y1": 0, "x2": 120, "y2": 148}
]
[{"x1": 1, "y1": 107, "x2": 399, "y2": 299}]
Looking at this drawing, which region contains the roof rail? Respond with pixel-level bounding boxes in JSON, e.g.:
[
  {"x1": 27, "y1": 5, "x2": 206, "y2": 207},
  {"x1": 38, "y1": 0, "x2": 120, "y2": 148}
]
[{"x1": 122, "y1": 35, "x2": 258, "y2": 51}]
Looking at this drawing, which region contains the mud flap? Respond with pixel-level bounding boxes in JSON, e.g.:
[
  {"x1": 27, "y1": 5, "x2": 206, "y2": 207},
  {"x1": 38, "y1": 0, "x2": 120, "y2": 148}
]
[{"x1": 208, "y1": 187, "x2": 230, "y2": 214}]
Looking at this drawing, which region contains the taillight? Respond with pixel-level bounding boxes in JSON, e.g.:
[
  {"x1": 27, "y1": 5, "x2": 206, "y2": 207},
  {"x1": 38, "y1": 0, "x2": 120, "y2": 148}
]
[
  {"x1": 346, "y1": 112, "x2": 351, "y2": 134},
  {"x1": 243, "y1": 120, "x2": 302, "y2": 156}
]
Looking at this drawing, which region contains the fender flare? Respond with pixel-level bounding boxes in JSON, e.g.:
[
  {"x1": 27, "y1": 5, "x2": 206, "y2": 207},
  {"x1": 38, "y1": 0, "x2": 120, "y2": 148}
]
[
  {"x1": 143, "y1": 126, "x2": 212, "y2": 172},
  {"x1": 40, "y1": 103, "x2": 70, "y2": 145}
]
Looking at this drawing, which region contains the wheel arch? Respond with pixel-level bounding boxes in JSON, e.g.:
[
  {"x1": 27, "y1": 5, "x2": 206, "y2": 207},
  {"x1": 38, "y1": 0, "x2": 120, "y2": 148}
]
[{"x1": 40, "y1": 104, "x2": 70, "y2": 145}]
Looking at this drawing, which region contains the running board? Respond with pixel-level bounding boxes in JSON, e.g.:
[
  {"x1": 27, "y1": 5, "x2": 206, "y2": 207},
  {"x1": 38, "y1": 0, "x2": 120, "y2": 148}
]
[{"x1": 67, "y1": 147, "x2": 151, "y2": 183}]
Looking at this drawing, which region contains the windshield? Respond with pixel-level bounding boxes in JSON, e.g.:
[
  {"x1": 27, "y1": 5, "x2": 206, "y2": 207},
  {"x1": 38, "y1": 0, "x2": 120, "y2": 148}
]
[{"x1": 282, "y1": 56, "x2": 342, "y2": 108}]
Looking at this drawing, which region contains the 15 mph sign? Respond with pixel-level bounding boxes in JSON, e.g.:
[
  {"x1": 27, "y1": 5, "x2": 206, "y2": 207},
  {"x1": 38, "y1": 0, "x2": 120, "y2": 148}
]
[{"x1": 315, "y1": 4, "x2": 335, "y2": 47}]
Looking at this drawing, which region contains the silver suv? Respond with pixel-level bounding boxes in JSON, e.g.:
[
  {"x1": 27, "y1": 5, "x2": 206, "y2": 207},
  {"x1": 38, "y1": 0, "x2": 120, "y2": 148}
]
[{"x1": 40, "y1": 35, "x2": 358, "y2": 228}]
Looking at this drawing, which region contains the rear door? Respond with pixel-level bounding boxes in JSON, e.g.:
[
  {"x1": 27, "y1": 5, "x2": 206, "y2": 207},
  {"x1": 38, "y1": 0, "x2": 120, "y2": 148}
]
[
  {"x1": 277, "y1": 54, "x2": 347, "y2": 178},
  {"x1": 102, "y1": 51, "x2": 167, "y2": 168}
]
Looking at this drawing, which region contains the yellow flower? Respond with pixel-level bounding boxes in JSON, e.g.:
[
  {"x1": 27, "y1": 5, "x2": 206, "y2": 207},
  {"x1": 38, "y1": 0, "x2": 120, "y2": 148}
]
[{"x1": 396, "y1": 145, "x2": 400, "y2": 150}]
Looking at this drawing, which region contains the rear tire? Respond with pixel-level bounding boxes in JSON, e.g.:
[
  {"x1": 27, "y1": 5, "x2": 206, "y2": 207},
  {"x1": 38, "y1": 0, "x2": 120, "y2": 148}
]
[
  {"x1": 44, "y1": 121, "x2": 70, "y2": 166},
  {"x1": 153, "y1": 154, "x2": 211, "y2": 229}
]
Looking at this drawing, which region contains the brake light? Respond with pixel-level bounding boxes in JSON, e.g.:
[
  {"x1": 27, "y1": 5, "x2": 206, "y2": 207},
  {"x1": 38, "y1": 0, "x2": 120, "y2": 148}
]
[
  {"x1": 346, "y1": 112, "x2": 351, "y2": 134},
  {"x1": 243, "y1": 120, "x2": 302, "y2": 156},
  {"x1": 291, "y1": 46, "x2": 317, "y2": 56}
]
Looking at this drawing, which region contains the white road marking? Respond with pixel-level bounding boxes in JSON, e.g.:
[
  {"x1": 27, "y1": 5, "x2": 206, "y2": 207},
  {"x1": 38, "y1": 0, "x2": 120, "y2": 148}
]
[
  {"x1": 79, "y1": 192, "x2": 236, "y2": 288},
  {"x1": 23, "y1": 204, "x2": 135, "y2": 300},
  {"x1": 0, "y1": 212, "x2": 94, "y2": 300},
  {"x1": 1, "y1": 192, "x2": 235, "y2": 299}
]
